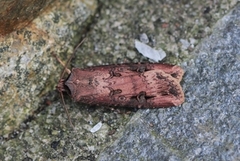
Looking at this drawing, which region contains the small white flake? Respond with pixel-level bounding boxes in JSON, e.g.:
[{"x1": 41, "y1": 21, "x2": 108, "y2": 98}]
[
  {"x1": 90, "y1": 122, "x2": 102, "y2": 133},
  {"x1": 139, "y1": 33, "x2": 149, "y2": 43},
  {"x1": 135, "y1": 40, "x2": 166, "y2": 62}
]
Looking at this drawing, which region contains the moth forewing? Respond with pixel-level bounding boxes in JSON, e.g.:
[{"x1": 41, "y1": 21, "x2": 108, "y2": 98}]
[{"x1": 63, "y1": 63, "x2": 184, "y2": 108}]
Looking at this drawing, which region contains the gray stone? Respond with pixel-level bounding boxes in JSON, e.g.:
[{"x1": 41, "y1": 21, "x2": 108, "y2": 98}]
[
  {"x1": 0, "y1": 0, "x2": 239, "y2": 160},
  {"x1": 98, "y1": 3, "x2": 240, "y2": 161},
  {"x1": 0, "y1": 0, "x2": 98, "y2": 135}
]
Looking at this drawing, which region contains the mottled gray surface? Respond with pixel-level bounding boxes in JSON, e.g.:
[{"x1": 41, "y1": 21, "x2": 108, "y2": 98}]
[
  {"x1": 0, "y1": 0, "x2": 239, "y2": 160},
  {"x1": 98, "y1": 3, "x2": 240, "y2": 161},
  {"x1": 0, "y1": 0, "x2": 97, "y2": 135}
]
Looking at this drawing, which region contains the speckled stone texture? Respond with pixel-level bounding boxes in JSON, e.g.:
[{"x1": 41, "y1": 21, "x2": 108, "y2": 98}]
[
  {"x1": 0, "y1": 0, "x2": 98, "y2": 135},
  {"x1": 0, "y1": 0, "x2": 239, "y2": 160},
  {"x1": 98, "y1": 4, "x2": 240, "y2": 161}
]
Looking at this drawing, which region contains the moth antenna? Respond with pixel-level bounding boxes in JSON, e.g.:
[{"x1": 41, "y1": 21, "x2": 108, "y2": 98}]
[
  {"x1": 51, "y1": 53, "x2": 71, "y2": 74},
  {"x1": 53, "y1": 38, "x2": 86, "y2": 128},
  {"x1": 60, "y1": 37, "x2": 86, "y2": 79},
  {"x1": 60, "y1": 91, "x2": 74, "y2": 129}
]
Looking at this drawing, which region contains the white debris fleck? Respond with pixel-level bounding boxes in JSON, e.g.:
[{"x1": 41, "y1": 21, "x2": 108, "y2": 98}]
[
  {"x1": 87, "y1": 61, "x2": 93, "y2": 66},
  {"x1": 189, "y1": 38, "x2": 197, "y2": 48},
  {"x1": 135, "y1": 39, "x2": 166, "y2": 62},
  {"x1": 139, "y1": 33, "x2": 149, "y2": 43},
  {"x1": 90, "y1": 122, "x2": 103, "y2": 133}
]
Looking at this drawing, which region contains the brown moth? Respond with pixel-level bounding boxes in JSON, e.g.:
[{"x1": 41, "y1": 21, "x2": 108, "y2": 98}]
[
  {"x1": 57, "y1": 63, "x2": 184, "y2": 108},
  {"x1": 54, "y1": 39, "x2": 184, "y2": 126}
]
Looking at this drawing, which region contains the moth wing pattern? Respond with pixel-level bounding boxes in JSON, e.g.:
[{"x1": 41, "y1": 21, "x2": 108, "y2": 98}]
[{"x1": 64, "y1": 63, "x2": 184, "y2": 108}]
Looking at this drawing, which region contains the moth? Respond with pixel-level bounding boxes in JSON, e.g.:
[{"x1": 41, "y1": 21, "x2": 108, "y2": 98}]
[
  {"x1": 57, "y1": 63, "x2": 184, "y2": 108},
  {"x1": 53, "y1": 39, "x2": 184, "y2": 126}
]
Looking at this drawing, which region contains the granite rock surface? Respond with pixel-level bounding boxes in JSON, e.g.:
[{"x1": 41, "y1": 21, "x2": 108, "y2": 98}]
[{"x1": 0, "y1": 0, "x2": 239, "y2": 160}]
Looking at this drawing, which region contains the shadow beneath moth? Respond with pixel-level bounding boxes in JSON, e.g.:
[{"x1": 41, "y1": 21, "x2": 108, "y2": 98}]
[{"x1": 57, "y1": 63, "x2": 184, "y2": 108}]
